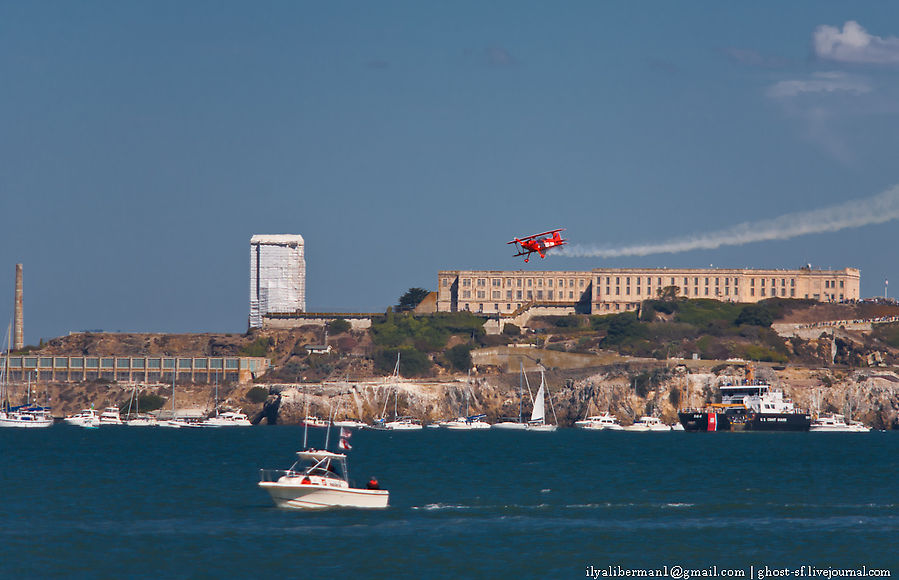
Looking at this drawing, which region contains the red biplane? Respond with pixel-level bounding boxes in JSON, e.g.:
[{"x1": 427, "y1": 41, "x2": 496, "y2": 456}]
[{"x1": 507, "y1": 229, "x2": 567, "y2": 262}]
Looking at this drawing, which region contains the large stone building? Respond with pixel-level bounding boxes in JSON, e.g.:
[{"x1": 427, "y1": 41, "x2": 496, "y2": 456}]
[
  {"x1": 437, "y1": 267, "x2": 861, "y2": 315},
  {"x1": 249, "y1": 234, "x2": 306, "y2": 328}
]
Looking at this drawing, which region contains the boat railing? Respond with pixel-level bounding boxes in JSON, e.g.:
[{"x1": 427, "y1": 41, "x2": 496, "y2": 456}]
[{"x1": 259, "y1": 467, "x2": 346, "y2": 483}]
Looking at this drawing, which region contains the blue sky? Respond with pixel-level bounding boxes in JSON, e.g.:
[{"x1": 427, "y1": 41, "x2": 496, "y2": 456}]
[{"x1": 3, "y1": 1, "x2": 899, "y2": 343}]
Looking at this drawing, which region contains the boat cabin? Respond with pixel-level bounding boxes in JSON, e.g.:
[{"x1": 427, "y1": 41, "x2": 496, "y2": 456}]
[{"x1": 285, "y1": 450, "x2": 350, "y2": 487}]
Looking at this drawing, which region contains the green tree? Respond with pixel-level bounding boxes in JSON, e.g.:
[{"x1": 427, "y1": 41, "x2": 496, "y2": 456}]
[
  {"x1": 397, "y1": 288, "x2": 431, "y2": 311},
  {"x1": 735, "y1": 304, "x2": 774, "y2": 327},
  {"x1": 502, "y1": 323, "x2": 521, "y2": 336},
  {"x1": 657, "y1": 285, "x2": 681, "y2": 301},
  {"x1": 445, "y1": 344, "x2": 472, "y2": 372},
  {"x1": 120, "y1": 393, "x2": 166, "y2": 413},
  {"x1": 240, "y1": 336, "x2": 273, "y2": 357},
  {"x1": 329, "y1": 318, "x2": 351, "y2": 334},
  {"x1": 373, "y1": 347, "x2": 433, "y2": 376},
  {"x1": 246, "y1": 386, "x2": 269, "y2": 404}
]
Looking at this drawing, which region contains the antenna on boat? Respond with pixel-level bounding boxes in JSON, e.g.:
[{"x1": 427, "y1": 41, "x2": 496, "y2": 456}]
[{"x1": 324, "y1": 402, "x2": 334, "y2": 450}]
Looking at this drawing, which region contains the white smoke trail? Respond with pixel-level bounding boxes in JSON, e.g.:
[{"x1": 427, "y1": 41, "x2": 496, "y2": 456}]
[{"x1": 557, "y1": 184, "x2": 899, "y2": 259}]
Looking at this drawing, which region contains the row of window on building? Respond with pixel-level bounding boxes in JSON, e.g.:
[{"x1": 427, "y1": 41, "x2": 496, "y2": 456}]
[
  {"x1": 0, "y1": 356, "x2": 261, "y2": 371},
  {"x1": 452, "y1": 277, "x2": 588, "y2": 289},
  {"x1": 460, "y1": 289, "x2": 581, "y2": 301},
  {"x1": 3, "y1": 369, "x2": 242, "y2": 383}
]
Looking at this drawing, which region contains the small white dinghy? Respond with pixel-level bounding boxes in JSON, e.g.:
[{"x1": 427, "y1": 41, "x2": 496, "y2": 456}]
[{"x1": 259, "y1": 449, "x2": 389, "y2": 509}]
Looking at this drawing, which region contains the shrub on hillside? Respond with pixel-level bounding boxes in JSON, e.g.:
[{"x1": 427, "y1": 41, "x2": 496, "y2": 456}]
[
  {"x1": 553, "y1": 315, "x2": 584, "y2": 328},
  {"x1": 240, "y1": 336, "x2": 274, "y2": 357},
  {"x1": 373, "y1": 347, "x2": 433, "y2": 377},
  {"x1": 502, "y1": 323, "x2": 521, "y2": 337},
  {"x1": 370, "y1": 312, "x2": 486, "y2": 351},
  {"x1": 120, "y1": 393, "x2": 166, "y2": 413},
  {"x1": 246, "y1": 386, "x2": 269, "y2": 404},
  {"x1": 445, "y1": 344, "x2": 472, "y2": 372},
  {"x1": 329, "y1": 319, "x2": 351, "y2": 335},
  {"x1": 735, "y1": 304, "x2": 774, "y2": 327}
]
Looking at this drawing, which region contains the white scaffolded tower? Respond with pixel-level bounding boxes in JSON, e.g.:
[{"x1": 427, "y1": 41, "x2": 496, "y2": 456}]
[{"x1": 249, "y1": 234, "x2": 306, "y2": 328}]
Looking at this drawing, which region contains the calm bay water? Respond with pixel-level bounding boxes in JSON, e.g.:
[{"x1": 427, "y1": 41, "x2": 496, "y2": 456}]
[{"x1": 1, "y1": 427, "x2": 896, "y2": 578}]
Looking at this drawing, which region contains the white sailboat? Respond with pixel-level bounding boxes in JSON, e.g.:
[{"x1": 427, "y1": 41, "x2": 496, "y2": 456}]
[
  {"x1": 124, "y1": 387, "x2": 158, "y2": 426},
  {"x1": 160, "y1": 368, "x2": 193, "y2": 428},
  {"x1": 493, "y1": 361, "x2": 530, "y2": 430},
  {"x1": 0, "y1": 345, "x2": 53, "y2": 429},
  {"x1": 441, "y1": 370, "x2": 491, "y2": 430},
  {"x1": 527, "y1": 370, "x2": 557, "y2": 432},
  {"x1": 372, "y1": 354, "x2": 422, "y2": 430},
  {"x1": 200, "y1": 374, "x2": 252, "y2": 427}
]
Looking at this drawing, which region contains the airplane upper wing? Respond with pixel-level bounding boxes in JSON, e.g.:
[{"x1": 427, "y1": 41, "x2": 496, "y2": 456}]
[{"x1": 511, "y1": 228, "x2": 564, "y2": 242}]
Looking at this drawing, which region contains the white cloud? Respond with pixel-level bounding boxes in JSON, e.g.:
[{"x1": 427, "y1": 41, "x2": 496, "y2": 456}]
[
  {"x1": 766, "y1": 72, "x2": 871, "y2": 99},
  {"x1": 814, "y1": 21, "x2": 899, "y2": 64}
]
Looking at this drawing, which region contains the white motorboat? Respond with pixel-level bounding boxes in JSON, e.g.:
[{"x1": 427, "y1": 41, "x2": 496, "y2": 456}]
[
  {"x1": 441, "y1": 414, "x2": 491, "y2": 430},
  {"x1": 98, "y1": 406, "x2": 123, "y2": 425},
  {"x1": 810, "y1": 413, "x2": 870, "y2": 432},
  {"x1": 333, "y1": 418, "x2": 368, "y2": 429},
  {"x1": 381, "y1": 416, "x2": 423, "y2": 430},
  {"x1": 200, "y1": 410, "x2": 252, "y2": 427},
  {"x1": 259, "y1": 449, "x2": 389, "y2": 509},
  {"x1": 575, "y1": 413, "x2": 624, "y2": 431},
  {"x1": 623, "y1": 416, "x2": 672, "y2": 432},
  {"x1": 64, "y1": 408, "x2": 100, "y2": 428},
  {"x1": 0, "y1": 405, "x2": 53, "y2": 428},
  {"x1": 160, "y1": 417, "x2": 204, "y2": 429},
  {"x1": 492, "y1": 419, "x2": 528, "y2": 430},
  {"x1": 300, "y1": 416, "x2": 330, "y2": 428}
]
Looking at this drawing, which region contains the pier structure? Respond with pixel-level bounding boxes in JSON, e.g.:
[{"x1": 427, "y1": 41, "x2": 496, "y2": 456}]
[{"x1": 0, "y1": 355, "x2": 268, "y2": 385}]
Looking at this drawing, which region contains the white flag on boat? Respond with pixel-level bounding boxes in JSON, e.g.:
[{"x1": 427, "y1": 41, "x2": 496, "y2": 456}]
[
  {"x1": 340, "y1": 427, "x2": 352, "y2": 439},
  {"x1": 339, "y1": 437, "x2": 352, "y2": 450}
]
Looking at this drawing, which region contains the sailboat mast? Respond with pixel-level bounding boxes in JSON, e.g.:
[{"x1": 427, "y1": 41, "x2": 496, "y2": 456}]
[
  {"x1": 302, "y1": 386, "x2": 309, "y2": 450},
  {"x1": 171, "y1": 361, "x2": 176, "y2": 418},
  {"x1": 1, "y1": 324, "x2": 10, "y2": 409},
  {"x1": 324, "y1": 405, "x2": 332, "y2": 449},
  {"x1": 394, "y1": 353, "x2": 400, "y2": 420},
  {"x1": 518, "y1": 360, "x2": 524, "y2": 422}
]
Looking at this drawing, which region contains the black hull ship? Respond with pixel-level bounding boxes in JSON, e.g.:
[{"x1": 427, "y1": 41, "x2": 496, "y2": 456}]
[
  {"x1": 678, "y1": 409, "x2": 811, "y2": 432},
  {"x1": 678, "y1": 368, "x2": 811, "y2": 432}
]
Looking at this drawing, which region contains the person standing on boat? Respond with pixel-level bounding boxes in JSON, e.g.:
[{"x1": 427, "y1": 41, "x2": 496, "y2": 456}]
[{"x1": 367, "y1": 477, "x2": 380, "y2": 490}]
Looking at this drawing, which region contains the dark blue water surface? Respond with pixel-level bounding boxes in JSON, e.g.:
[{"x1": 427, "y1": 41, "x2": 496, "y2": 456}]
[{"x1": 0, "y1": 427, "x2": 896, "y2": 578}]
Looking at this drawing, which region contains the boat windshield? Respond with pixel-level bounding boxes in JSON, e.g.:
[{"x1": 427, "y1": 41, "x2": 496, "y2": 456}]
[{"x1": 290, "y1": 455, "x2": 348, "y2": 481}]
